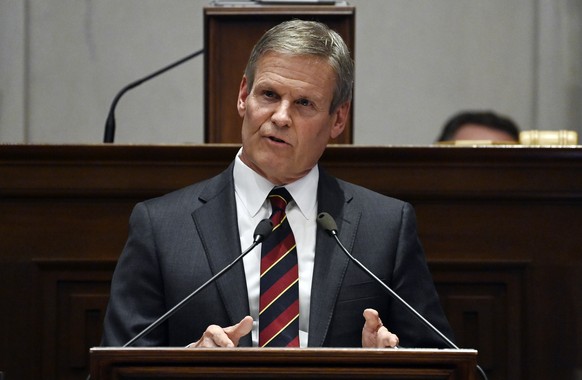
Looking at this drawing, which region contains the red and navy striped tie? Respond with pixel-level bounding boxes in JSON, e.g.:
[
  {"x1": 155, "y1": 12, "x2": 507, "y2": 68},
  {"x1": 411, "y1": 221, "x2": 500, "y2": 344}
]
[{"x1": 259, "y1": 187, "x2": 300, "y2": 347}]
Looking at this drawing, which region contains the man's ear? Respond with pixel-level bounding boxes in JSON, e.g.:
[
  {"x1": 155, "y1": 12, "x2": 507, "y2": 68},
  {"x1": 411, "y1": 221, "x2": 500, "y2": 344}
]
[
  {"x1": 237, "y1": 76, "x2": 249, "y2": 117},
  {"x1": 330, "y1": 101, "x2": 351, "y2": 139}
]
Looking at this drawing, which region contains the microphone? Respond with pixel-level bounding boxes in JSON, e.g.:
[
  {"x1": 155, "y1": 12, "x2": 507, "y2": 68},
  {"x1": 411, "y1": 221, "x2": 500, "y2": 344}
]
[
  {"x1": 122, "y1": 218, "x2": 273, "y2": 347},
  {"x1": 316, "y1": 212, "x2": 488, "y2": 380},
  {"x1": 103, "y1": 48, "x2": 204, "y2": 143},
  {"x1": 86, "y1": 219, "x2": 272, "y2": 380}
]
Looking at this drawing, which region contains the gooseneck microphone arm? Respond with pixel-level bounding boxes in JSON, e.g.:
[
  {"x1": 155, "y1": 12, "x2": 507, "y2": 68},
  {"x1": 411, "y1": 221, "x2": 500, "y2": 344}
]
[
  {"x1": 316, "y1": 212, "x2": 488, "y2": 380},
  {"x1": 103, "y1": 48, "x2": 204, "y2": 143},
  {"x1": 122, "y1": 218, "x2": 273, "y2": 347},
  {"x1": 316, "y1": 212, "x2": 457, "y2": 349}
]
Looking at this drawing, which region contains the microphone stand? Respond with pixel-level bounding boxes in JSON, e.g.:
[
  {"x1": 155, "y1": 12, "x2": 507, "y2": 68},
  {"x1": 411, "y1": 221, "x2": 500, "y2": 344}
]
[
  {"x1": 123, "y1": 218, "x2": 271, "y2": 347},
  {"x1": 86, "y1": 219, "x2": 272, "y2": 380},
  {"x1": 103, "y1": 48, "x2": 204, "y2": 143},
  {"x1": 317, "y1": 212, "x2": 489, "y2": 380}
]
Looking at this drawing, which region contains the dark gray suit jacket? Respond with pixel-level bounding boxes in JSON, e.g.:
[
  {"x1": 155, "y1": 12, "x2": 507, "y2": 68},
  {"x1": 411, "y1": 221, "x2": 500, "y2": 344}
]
[{"x1": 102, "y1": 163, "x2": 453, "y2": 348}]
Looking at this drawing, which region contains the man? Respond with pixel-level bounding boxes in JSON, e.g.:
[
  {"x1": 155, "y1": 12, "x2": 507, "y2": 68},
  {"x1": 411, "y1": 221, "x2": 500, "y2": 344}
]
[
  {"x1": 102, "y1": 20, "x2": 453, "y2": 349},
  {"x1": 436, "y1": 110, "x2": 520, "y2": 143}
]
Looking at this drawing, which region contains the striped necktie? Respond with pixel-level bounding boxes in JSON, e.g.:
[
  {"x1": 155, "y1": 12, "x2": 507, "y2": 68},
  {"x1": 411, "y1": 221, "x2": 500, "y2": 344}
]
[{"x1": 259, "y1": 187, "x2": 300, "y2": 347}]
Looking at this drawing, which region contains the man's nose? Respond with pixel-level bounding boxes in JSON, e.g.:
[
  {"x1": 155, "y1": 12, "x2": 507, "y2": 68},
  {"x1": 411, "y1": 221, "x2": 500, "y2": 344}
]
[{"x1": 271, "y1": 101, "x2": 292, "y2": 127}]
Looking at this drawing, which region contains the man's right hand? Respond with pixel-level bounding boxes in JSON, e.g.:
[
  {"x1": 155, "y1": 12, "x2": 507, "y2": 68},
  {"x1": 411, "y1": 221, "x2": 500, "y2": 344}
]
[{"x1": 186, "y1": 316, "x2": 253, "y2": 348}]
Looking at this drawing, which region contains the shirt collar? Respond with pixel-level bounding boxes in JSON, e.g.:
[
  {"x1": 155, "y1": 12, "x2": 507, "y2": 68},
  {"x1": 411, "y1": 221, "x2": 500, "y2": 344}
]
[{"x1": 233, "y1": 148, "x2": 319, "y2": 219}]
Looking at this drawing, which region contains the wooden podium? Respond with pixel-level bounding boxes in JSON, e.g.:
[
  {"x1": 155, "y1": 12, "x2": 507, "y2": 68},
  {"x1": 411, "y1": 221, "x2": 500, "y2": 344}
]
[{"x1": 89, "y1": 347, "x2": 478, "y2": 379}]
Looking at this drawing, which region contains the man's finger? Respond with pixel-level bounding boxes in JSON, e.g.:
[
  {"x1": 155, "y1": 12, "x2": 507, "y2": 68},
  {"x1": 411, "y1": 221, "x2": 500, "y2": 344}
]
[
  {"x1": 225, "y1": 316, "x2": 254, "y2": 346},
  {"x1": 362, "y1": 308, "x2": 383, "y2": 332},
  {"x1": 188, "y1": 324, "x2": 230, "y2": 348},
  {"x1": 376, "y1": 325, "x2": 400, "y2": 348},
  {"x1": 188, "y1": 317, "x2": 253, "y2": 349}
]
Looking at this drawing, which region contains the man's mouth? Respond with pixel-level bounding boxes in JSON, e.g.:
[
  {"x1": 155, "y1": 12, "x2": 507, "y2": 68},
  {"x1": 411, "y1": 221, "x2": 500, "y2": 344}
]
[{"x1": 268, "y1": 136, "x2": 287, "y2": 144}]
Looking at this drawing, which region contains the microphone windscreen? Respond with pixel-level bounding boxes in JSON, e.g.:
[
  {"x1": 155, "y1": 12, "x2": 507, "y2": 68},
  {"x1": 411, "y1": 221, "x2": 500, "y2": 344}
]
[
  {"x1": 317, "y1": 212, "x2": 337, "y2": 234},
  {"x1": 254, "y1": 218, "x2": 274, "y2": 242}
]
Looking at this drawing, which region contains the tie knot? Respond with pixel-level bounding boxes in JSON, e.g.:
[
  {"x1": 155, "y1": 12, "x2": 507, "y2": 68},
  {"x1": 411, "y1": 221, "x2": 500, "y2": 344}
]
[{"x1": 268, "y1": 187, "x2": 292, "y2": 212}]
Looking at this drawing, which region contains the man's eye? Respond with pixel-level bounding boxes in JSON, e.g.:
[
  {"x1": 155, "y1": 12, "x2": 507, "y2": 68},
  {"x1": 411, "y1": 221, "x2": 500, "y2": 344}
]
[
  {"x1": 264, "y1": 90, "x2": 276, "y2": 98},
  {"x1": 297, "y1": 98, "x2": 311, "y2": 107}
]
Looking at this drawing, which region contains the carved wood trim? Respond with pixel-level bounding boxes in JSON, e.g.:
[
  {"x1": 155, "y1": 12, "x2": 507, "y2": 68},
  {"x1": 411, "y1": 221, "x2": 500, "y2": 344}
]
[
  {"x1": 430, "y1": 260, "x2": 529, "y2": 380},
  {"x1": 34, "y1": 259, "x2": 116, "y2": 380}
]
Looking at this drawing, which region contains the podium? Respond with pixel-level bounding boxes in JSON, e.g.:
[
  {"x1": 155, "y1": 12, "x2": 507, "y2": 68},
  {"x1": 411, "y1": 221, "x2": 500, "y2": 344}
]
[{"x1": 90, "y1": 347, "x2": 478, "y2": 379}]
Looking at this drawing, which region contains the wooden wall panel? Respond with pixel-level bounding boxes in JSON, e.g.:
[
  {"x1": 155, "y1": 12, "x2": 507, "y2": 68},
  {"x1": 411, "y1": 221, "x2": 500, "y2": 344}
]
[
  {"x1": 432, "y1": 262, "x2": 527, "y2": 380},
  {"x1": 35, "y1": 260, "x2": 115, "y2": 380}
]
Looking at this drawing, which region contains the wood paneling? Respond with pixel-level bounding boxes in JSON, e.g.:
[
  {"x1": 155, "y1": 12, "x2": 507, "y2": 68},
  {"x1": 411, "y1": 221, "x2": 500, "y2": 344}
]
[
  {"x1": 1, "y1": 144, "x2": 581, "y2": 380},
  {"x1": 432, "y1": 261, "x2": 528, "y2": 380},
  {"x1": 35, "y1": 260, "x2": 114, "y2": 380}
]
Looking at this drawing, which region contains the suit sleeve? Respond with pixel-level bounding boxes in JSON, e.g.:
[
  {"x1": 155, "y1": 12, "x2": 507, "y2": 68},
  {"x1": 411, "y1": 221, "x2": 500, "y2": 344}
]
[
  {"x1": 101, "y1": 202, "x2": 169, "y2": 346},
  {"x1": 387, "y1": 202, "x2": 454, "y2": 348}
]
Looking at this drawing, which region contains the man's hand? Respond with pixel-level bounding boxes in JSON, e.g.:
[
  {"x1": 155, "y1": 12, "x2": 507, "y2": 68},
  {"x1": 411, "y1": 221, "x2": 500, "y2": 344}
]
[
  {"x1": 362, "y1": 308, "x2": 400, "y2": 348},
  {"x1": 187, "y1": 316, "x2": 253, "y2": 348}
]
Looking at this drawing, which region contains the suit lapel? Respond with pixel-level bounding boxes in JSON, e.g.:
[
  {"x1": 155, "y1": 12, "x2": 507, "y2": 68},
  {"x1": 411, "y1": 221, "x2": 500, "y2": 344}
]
[
  {"x1": 190, "y1": 165, "x2": 252, "y2": 346},
  {"x1": 308, "y1": 169, "x2": 360, "y2": 346}
]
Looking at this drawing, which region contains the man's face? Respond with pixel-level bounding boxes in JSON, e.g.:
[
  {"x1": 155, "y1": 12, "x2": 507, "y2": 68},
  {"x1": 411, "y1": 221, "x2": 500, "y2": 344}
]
[
  {"x1": 453, "y1": 123, "x2": 517, "y2": 142},
  {"x1": 237, "y1": 52, "x2": 350, "y2": 185}
]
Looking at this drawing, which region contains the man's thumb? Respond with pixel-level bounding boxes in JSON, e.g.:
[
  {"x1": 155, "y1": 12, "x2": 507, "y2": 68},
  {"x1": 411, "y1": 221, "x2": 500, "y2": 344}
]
[
  {"x1": 228, "y1": 316, "x2": 254, "y2": 345},
  {"x1": 363, "y1": 308, "x2": 382, "y2": 331}
]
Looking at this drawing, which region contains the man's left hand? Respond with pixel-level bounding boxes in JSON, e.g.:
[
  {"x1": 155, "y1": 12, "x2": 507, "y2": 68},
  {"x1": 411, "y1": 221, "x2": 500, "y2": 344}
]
[{"x1": 361, "y1": 308, "x2": 400, "y2": 348}]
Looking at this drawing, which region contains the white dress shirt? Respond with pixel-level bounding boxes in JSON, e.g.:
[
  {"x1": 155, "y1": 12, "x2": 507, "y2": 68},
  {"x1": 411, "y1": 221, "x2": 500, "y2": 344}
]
[{"x1": 233, "y1": 148, "x2": 318, "y2": 347}]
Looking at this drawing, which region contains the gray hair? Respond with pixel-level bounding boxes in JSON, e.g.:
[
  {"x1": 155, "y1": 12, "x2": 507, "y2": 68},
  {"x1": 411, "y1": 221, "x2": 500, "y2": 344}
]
[{"x1": 244, "y1": 19, "x2": 354, "y2": 113}]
